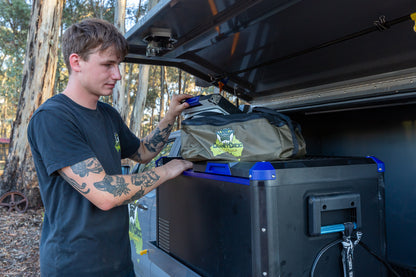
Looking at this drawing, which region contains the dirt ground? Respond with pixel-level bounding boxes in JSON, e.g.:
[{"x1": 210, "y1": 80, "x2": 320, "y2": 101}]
[{"x1": 0, "y1": 208, "x2": 42, "y2": 277}]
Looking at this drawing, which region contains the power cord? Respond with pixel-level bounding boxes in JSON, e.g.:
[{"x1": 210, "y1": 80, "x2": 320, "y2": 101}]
[
  {"x1": 310, "y1": 236, "x2": 401, "y2": 277},
  {"x1": 358, "y1": 242, "x2": 401, "y2": 277},
  {"x1": 310, "y1": 238, "x2": 343, "y2": 277}
]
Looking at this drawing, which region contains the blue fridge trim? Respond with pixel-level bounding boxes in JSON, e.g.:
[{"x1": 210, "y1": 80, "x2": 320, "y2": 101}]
[
  {"x1": 249, "y1": 161, "x2": 277, "y2": 181},
  {"x1": 366, "y1": 156, "x2": 385, "y2": 172},
  {"x1": 182, "y1": 169, "x2": 250, "y2": 185}
]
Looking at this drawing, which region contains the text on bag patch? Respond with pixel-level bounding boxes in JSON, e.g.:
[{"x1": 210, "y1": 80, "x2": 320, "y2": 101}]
[{"x1": 210, "y1": 128, "x2": 244, "y2": 158}]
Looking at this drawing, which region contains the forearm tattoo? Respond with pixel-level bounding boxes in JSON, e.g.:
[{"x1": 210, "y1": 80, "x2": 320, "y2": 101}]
[
  {"x1": 121, "y1": 170, "x2": 161, "y2": 205},
  {"x1": 61, "y1": 157, "x2": 161, "y2": 205},
  {"x1": 144, "y1": 124, "x2": 173, "y2": 153},
  {"x1": 94, "y1": 175, "x2": 131, "y2": 197},
  {"x1": 129, "y1": 151, "x2": 142, "y2": 162},
  {"x1": 59, "y1": 170, "x2": 90, "y2": 195}
]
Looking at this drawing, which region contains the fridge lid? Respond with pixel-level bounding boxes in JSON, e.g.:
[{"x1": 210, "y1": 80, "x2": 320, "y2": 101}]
[
  {"x1": 125, "y1": 0, "x2": 416, "y2": 111},
  {"x1": 189, "y1": 157, "x2": 376, "y2": 179}
]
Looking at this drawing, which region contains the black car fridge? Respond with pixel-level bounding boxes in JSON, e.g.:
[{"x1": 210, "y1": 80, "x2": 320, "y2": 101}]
[{"x1": 156, "y1": 157, "x2": 387, "y2": 277}]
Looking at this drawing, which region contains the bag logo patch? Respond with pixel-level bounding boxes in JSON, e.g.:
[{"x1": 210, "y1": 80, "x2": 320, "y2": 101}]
[
  {"x1": 114, "y1": 133, "x2": 121, "y2": 152},
  {"x1": 210, "y1": 128, "x2": 243, "y2": 158}
]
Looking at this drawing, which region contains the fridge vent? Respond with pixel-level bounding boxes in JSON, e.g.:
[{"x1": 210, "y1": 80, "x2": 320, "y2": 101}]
[{"x1": 158, "y1": 217, "x2": 170, "y2": 252}]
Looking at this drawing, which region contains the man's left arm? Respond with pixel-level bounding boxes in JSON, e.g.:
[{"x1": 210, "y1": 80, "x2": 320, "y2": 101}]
[{"x1": 130, "y1": 94, "x2": 192, "y2": 164}]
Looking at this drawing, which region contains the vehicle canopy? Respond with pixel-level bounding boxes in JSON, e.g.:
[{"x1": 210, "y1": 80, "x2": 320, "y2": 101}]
[{"x1": 125, "y1": 0, "x2": 416, "y2": 112}]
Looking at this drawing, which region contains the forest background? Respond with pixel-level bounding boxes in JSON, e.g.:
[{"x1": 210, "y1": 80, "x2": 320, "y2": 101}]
[{"x1": 0, "y1": 0, "x2": 229, "y2": 209}]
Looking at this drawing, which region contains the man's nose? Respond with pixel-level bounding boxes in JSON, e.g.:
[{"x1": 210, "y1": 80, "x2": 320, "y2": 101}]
[{"x1": 112, "y1": 64, "x2": 122, "y2": 80}]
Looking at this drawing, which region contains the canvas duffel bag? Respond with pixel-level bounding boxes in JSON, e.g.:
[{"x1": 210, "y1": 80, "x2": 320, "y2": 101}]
[{"x1": 180, "y1": 107, "x2": 306, "y2": 162}]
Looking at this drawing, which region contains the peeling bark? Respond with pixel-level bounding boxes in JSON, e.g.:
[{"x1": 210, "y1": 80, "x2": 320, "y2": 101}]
[
  {"x1": 0, "y1": 0, "x2": 64, "y2": 209},
  {"x1": 113, "y1": 0, "x2": 129, "y2": 121},
  {"x1": 130, "y1": 64, "x2": 150, "y2": 136}
]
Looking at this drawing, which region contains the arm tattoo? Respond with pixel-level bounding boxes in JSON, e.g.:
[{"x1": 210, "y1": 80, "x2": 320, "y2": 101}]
[
  {"x1": 72, "y1": 158, "x2": 103, "y2": 177},
  {"x1": 94, "y1": 175, "x2": 131, "y2": 197},
  {"x1": 121, "y1": 190, "x2": 144, "y2": 205},
  {"x1": 59, "y1": 170, "x2": 90, "y2": 195},
  {"x1": 131, "y1": 170, "x2": 160, "y2": 187},
  {"x1": 129, "y1": 151, "x2": 142, "y2": 162},
  {"x1": 144, "y1": 124, "x2": 173, "y2": 153},
  {"x1": 120, "y1": 170, "x2": 161, "y2": 205}
]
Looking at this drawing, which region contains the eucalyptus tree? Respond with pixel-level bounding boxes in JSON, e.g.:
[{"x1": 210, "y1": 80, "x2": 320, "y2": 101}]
[
  {"x1": 0, "y1": 0, "x2": 64, "y2": 208},
  {"x1": 129, "y1": 0, "x2": 158, "y2": 136},
  {"x1": 113, "y1": 0, "x2": 128, "y2": 121}
]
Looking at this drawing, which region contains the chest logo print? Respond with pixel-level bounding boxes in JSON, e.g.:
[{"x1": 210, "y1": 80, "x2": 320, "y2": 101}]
[{"x1": 114, "y1": 133, "x2": 121, "y2": 152}]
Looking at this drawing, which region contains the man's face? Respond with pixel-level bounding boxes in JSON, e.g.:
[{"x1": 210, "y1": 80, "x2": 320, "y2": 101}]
[{"x1": 77, "y1": 46, "x2": 122, "y2": 98}]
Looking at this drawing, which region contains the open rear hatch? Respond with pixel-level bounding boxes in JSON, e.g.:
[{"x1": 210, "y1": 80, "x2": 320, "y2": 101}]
[{"x1": 125, "y1": 0, "x2": 416, "y2": 112}]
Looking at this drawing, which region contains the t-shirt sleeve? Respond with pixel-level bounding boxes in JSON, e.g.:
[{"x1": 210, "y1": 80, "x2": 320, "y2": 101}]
[
  {"x1": 118, "y1": 116, "x2": 140, "y2": 159},
  {"x1": 28, "y1": 110, "x2": 96, "y2": 176}
]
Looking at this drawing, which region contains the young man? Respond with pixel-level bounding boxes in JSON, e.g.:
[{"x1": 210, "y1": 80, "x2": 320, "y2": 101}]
[{"x1": 27, "y1": 18, "x2": 193, "y2": 276}]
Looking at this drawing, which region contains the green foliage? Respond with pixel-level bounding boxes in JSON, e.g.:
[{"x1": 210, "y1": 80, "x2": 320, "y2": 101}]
[
  {"x1": 0, "y1": 0, "x2": 30, "y2": 59},
  {"x1": 0, "y1": 0, "x2": 31, "y2": 136},
  {"x1": 62, "y1": 0, "x2": 115, "y2": 29}
]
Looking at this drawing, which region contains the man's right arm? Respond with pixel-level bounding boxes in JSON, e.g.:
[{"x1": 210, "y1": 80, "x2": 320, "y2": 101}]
[{"x1": 58, "y1": 157, "x2": 193, "y2": 210}]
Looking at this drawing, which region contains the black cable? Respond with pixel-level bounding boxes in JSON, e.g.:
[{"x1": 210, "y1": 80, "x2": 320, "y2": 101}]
[
  {"x1": 230, "y1": 14, "x2": 412, "y2": 77},
  {"x1": 358, "y1": 241, "x2": 401, "y2": 277},
  {"x1": 310, "y1": 237, "x2": 402, "y2": 277},
  {"x1": 310, "y1": 239, "x2": 343, "y2": 277}
]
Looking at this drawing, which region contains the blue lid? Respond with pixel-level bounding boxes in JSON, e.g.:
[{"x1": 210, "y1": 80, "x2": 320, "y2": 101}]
[{"x1": 249, "y1": 161, "x2": 276, "y2": 181}]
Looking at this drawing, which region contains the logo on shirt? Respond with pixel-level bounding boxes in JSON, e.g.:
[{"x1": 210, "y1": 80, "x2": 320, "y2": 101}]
[{"x1": 114, "y1": 133, "x2": 121, "y2": 152}]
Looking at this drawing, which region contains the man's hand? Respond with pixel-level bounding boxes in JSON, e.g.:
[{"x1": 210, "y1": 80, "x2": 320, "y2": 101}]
[
  {"x1": 164, "y1": 94, "x2": 193, "y2": 121},
  {"x1": 132, "y1": 94, "x2": 193, "y2": 164},
  {"x1": 158, "y1": 159, "x2": 194, "y2": 180}
]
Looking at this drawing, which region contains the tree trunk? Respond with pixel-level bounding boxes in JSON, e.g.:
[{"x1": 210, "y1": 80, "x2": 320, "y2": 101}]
[
  {"x1": 182, "y1": 72, "x2": 188, "y2": 94},
  {"x1": 125, "y1": 63, "x2": 134, "y2": 120},
  {"x1": 128, "y1": 0, "x2": 158, "y2": 137},
  {"x1": 113, "y1": 0, "x2": 128, "y2": 121},
  {"x1": 164, "y1": 66, "x2": 171, "y2": 114},
  {"x1": 177, "y1": 69, "x2": 182, "y2": 129},
  {"x1": 129, "y1": 64, "x2": 150, "y2": 136},
  {"x1": 159, "y1": 66, "x2": 165, "y2": 122},
  {"x1": 0, "y1": 0, "x2": 64, "y2": 209},
  {"x1": 151, "y1": 107, "x2": 154, "y2": 131},
  {"x1": 178, "y1": 69, "x2": 182, "y2": 95}
]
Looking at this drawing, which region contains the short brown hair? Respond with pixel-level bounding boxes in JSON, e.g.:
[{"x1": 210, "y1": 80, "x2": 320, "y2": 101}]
[{"x1": 62, "y1": 18, "x2": 129, "y2": 73}]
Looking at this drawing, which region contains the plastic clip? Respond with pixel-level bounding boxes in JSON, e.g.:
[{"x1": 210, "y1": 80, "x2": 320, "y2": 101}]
[
  {"x1": 373, "y1": 15, "x2": 388, "y2": 31},
  {"x1": 218, "y1": 81, "x2": 225, "y2": 93},
  {"x1": 218, "y1": 77, "x2": 229, "y2": 93},
  {"x1": 411, "y1": 13, "x2": 416, "y2": 32}
]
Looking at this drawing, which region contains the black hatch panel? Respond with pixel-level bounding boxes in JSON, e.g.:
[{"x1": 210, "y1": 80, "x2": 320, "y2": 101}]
[{"x1": 125, "y1": 0, "x2": 416, "y2": 111}]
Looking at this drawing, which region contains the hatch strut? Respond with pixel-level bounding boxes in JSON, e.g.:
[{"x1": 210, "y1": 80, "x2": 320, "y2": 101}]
[{"x1": 230, "y1": 13, "x2": 415, "y2": 77}]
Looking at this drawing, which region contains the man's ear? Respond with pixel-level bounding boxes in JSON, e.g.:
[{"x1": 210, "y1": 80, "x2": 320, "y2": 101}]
[{"x1": 69, "y1": 53, "x2": 82, "y2": 72}]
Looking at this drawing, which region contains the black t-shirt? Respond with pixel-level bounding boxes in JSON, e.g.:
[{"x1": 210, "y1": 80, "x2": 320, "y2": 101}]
[{"x1": 28, "y1": 94, "x2": 140, "y2": 276}]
